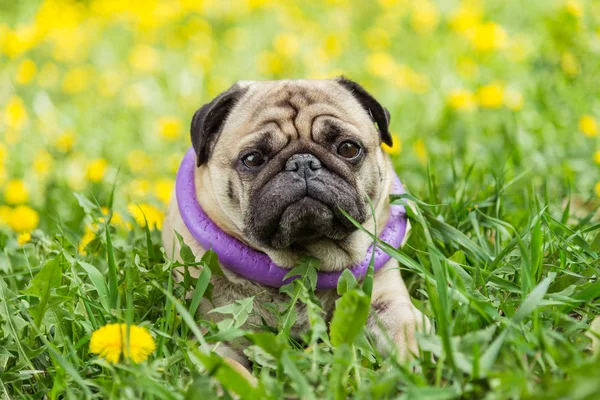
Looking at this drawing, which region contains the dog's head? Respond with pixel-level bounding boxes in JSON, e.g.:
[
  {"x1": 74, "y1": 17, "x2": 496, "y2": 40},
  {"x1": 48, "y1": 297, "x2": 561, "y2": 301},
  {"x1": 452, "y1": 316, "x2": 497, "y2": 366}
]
[{"x1": 191, "y1": 77, "x2": 393, "y2": 251}]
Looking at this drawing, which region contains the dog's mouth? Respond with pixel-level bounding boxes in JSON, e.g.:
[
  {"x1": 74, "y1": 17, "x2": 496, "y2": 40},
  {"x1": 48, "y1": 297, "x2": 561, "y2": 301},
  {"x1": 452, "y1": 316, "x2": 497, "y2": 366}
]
[{"x1": 247, "y1": 172, "x2": 366, "y2": 250}]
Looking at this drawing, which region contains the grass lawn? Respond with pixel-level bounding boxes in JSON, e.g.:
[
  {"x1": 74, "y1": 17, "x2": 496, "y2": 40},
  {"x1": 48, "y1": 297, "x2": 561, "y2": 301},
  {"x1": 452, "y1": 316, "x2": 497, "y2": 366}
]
[{"x1": 1, "y1": 0, "x2": 600, "y2": 398}]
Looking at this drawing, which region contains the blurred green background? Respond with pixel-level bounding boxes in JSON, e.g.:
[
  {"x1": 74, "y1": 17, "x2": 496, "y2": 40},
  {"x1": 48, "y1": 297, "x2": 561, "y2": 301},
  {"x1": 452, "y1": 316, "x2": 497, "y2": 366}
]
[{"x1": 0, "y1": 0, "x2": 599, "y2": 245}]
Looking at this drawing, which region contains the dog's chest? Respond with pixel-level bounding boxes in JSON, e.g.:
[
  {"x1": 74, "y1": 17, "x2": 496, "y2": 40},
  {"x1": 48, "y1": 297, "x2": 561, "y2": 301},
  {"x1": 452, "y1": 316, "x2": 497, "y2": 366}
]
[{"x1": 208, "y1": 275, "x2": 340, "y2": 335}]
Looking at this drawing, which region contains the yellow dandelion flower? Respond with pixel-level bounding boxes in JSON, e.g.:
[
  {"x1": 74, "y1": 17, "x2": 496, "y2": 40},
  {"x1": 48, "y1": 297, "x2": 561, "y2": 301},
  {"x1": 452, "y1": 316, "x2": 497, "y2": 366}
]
[
  {"x1": 33, "y1": 150, "x2": 54, "y2": 178},
  {"x1": 471, "y1": 22, "x2": 508, "y2": 52},
  {"x1": 127, "y1": 149, "x2": 152, "y2": 174},
  {"x1": 62, "y1": 66, "x2": 93, "y2": 94},
  {"x1": 17, "y1": 232, "x2": 31, "y2": 246},
  {"x1": 7, "y1": 205, "x2": 39, "y2": 233},
  {"x1": 457, "y1": 56, "x2": 479, "y2": 79},
  {"x1": 476, "y1": 83, "x2": 504, "y2": 109},
  {"x1": 256, "y1": 51, "x2": 285, "y2": 75},
  {"x1": 38, "y1": 62, "x2": 60, "y2": 89},
  {"x1": 504, "y1": 88, "x2": 524, "y2": 111},
  {"x1": 364, "y1": 27, "x2": 391, "y2": 51},
  {"x1": 15, "y1": 59, "x2": 37, "y2": 85},
  {"x1": 366, "y1": 52, "x2": 397, "y2": 78},
  {"x1": 447, "y1": 89, "x2": 477, "y2": 111},
  {"x1": 56, "y1": 130, "x2": 77, "y2": 153},
  {"x1": 565, "y1": 0, "x2": 583, "y2": 18},
  {"x1": 449, "y1": 2, "x2": 482, "y2": 33},
  {"x1": 0, "y1": 142, "x2": 7, "y2": 162},
  {"x1": 0, "y1": 205, "x2": 11, "y2": 226},
  {"x1": 129, "y1": 45, "x2": 160, "y2": 73},
  {"x1": 154, "y1": 179, "x2": 174, "y2": 205},
  {"x1": 561, "y1": 52, "x2": 580, "y2": 77},
  {"x1": 414, "y1": 139, "x2": 428, "y2": 165},
  {"x1": 579, "y1": 115, "x2": 598, "y2": 137},
  {"x1": 128, "y1": 203, "x2": 164, "y2": 230},
  {"x1": 79, "y1": 227, "x2": 96, "y2": 255},
  {"x1": 168, "y1": 153, "x2": 183, "y2": 173},
  {"x1": 90, "y1": 323, "x2": 155, "y2": 364},
  {"x1": 128, "y1": 179, "x2": 152, "y2": 199},
  {"x1": 411, "y1": 1, "x2": 439, "y2": 35},
  {"x1": 273, "y1": 33, "x2": 299, "y2": 57},
  {"x1": 159, "y1": 116, "x2": 182, "y2": 141},
  {"x1": 4, "y1": 179, "x2": 29, "y2": 205},
  {"x1": 383, "y1": 134, "x2": 402, "y2": 156},
  {"x1": 594, "y1": 151, "x2": 600, "y2": 164},
  {"x1": 4, "y1": 95, "x2": 28, "y2": 131},
  {"x1": 87, "y1": 158, "x2": 108, "y2": 183}
]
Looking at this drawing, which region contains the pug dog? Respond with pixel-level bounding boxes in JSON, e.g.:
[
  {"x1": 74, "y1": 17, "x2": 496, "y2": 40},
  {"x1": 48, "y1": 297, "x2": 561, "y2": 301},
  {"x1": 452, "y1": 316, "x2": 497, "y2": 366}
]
[{"x1": 162, "y1": 77, "x2": 430, "y2": 370}]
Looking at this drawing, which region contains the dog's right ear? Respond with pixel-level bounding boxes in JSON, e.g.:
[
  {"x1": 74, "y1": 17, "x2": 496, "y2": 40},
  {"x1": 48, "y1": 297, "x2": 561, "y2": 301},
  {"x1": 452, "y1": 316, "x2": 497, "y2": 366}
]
[{"x1": 191, "y1": 84, "x2": 248, "y2": 167}]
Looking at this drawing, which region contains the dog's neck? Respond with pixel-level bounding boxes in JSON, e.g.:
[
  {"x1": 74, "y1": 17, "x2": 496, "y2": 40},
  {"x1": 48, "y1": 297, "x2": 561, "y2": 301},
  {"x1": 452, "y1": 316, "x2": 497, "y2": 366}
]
[{"x1": 195, "y1": 161, "x2": 395, "y2": 272}]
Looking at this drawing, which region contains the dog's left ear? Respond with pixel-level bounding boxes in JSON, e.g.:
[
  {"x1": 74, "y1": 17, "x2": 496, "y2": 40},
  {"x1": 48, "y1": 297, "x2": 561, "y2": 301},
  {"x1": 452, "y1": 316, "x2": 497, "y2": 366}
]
[
  {"x1": 335, "y1": 76, "x2": 393, "y2": 146},
  {"x1": 190, "y1": 84, "x2": 248, "y2": 167}
]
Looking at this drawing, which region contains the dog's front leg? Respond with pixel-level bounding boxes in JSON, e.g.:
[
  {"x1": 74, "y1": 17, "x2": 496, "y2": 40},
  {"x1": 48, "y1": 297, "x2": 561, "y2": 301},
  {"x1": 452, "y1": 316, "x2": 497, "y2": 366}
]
[{"x1": 367, "y1": 260, "x2": 431, "y2": 361}]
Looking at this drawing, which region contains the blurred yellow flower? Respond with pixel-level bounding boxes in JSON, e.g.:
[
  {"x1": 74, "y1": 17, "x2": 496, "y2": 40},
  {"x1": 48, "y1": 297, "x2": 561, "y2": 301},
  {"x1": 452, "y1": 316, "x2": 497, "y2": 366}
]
[
  {"x1": 17, "y1": 232, "x2": 31, "y2": 246},
  {"x1": 62, "y1": 66, "x2": 93, "y2": 94},
  {"x1": 4, "y1": 96, "x2": 28, "y2": 131},
  {"x1": 324, "y1": 34, "x2": 344, "y2": 57},
  {"x1": 159, "y1": 116, "x2": 183, "y2": 141},
  {"x1": 579, "y1": 115, "x2": 598, "y2": 137},
  {"x1": 15, "y1": 59, "x2": 37, "y2": 85},
  {"x1": 38, "y1": 62, "x2": 60, "y2": 88},
  {"x1": 383, "y1": 134, "x2": 402, "y2": 156},
  {"x1": 128, "y1": 203, "x2": 164, "y2": 230},
  {"x1": 504, "y1": 88, "x2": 524, "y2": 111},
  {"x1": 87, "y1": 158, "x2": 108, "y2": 183},
  {"x1": 594, "y1": 151, "x2": 600, "y2": 164},
  {"x1": 364, "y1": 27, "x2": 391, "y2": 51},
  {"x1": 56, "y1": 130, "x2": 77, "y2": 152},
  {"x1": 66, "y1": 155, "x2": 87, "y2": 191},
  {"x1": 0, "y1": 143, "x2": 7, "y2": 162},
  {"x1": 447, "y1": 89, "x2": 477, "y2": 111},
  {"x1": 457, "y1": 56, "x2": 479, "y2": 79},
  {"x1": 129, "y1": 179, "x2": 151, "y2": 199},
  {"x1": 4, "y1": 179, "x2": 29, "y2": 205},
  {"x1": 411, "y1": 1, "x2": 439, "y2": 34},
  {"x1": 565, "y1": 0, "x2": 583, "y2": 18},
  {"x1": 561, "y1": 52, "x2": 580, "y2": 76},
  {"x1": 90, "y1": 323, "x2": 155, "y2": 364},
  {"x1": 154, "y1": 178, "x2": 174, "y2": 204},
  {"x1": 471, "y1": 22, "x2": 508, "y2": 52},
  {"x1": 127, "y1": 150, "x2": 153, "y2": 173},
  {"x1": 476, "y1": 83, "x2": 504, "y2": 109},
  {"x1": 99, "y1": 70, "x2": 125, "y2": 98},
  {"x1": 414, "y1": 139, "x2": 428, "y2": 165},
  {"x1": 273, "y1": 33, "x2": 299, "y2": 57},
  {"x1": 0, "y1": 205, "x2": 11, "y2": 226},
  {"x1": 366, "y1": 52, "x2": 397, "y2": 78},
  {"x1": 7, "y1": 205, "x2": 39, "y2": 233},
  {"x1": 596, "y1": 182, "x2": 600, "y2": 198},
  {"x1": 449, "y1": 2, "x2": 483, "y2": 33},
  {"x1": 79, "y1": 226, "x2": 96, "y2": 254},
  {"x1": 129, "y1": 45, "x2": 160, "y2": 73},
  {"x1": 33, "y1": 150, "x2": 54, "y2": 178},
  {"x1": 168, "y1": 153, "x2": 183, "y2": 173},
  {"x1": 257, "y1": 51, "x2": 285, "y2": 75}
]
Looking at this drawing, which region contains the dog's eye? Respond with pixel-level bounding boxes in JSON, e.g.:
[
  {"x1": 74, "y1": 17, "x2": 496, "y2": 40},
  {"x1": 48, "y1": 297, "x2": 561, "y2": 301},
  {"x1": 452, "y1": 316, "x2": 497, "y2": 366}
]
[
  {"x1": 242, "y1": 152, "x2": 265, "y2": 168},
  {"x1": 337, "y1": 141, "x2": 362, "y2": 160}
]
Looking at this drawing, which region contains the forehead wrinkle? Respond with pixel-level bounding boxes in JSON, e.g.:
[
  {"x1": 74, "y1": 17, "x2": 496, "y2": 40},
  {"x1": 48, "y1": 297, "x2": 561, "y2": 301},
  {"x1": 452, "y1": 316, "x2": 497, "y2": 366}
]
[{"x1": 293, "y1": 102, "x2": 347, "y2": 141}]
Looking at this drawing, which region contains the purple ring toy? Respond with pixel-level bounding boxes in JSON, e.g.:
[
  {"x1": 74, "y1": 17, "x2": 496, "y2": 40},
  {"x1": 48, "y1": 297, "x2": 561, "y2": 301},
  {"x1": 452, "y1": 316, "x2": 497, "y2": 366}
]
[{"x1": 176, "y1": 148, "x2": 407, "y2": 290}]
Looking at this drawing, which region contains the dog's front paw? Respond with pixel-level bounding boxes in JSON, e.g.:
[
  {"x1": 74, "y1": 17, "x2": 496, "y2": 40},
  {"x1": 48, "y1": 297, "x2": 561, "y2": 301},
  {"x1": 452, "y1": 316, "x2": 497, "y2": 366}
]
[
  {"x1": 371, "y1": 300, "x2": 432, "y2": 362},
  {"x1": 392, "y1": 303, "x2": 431, "y2": 361}
]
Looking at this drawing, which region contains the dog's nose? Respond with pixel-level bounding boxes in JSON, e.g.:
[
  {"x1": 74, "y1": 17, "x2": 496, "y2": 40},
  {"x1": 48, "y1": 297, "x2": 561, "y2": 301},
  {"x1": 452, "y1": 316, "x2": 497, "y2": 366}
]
[{"x1": 284, "y1": 153, "x2": 322, "y2": 178}]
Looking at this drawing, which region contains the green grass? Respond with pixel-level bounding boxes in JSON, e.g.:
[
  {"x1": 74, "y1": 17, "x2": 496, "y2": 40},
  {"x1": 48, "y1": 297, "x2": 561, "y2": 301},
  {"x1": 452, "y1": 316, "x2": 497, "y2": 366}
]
[{"x1": 2, "y1": 0, "x2": 600, "y2": 398}]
